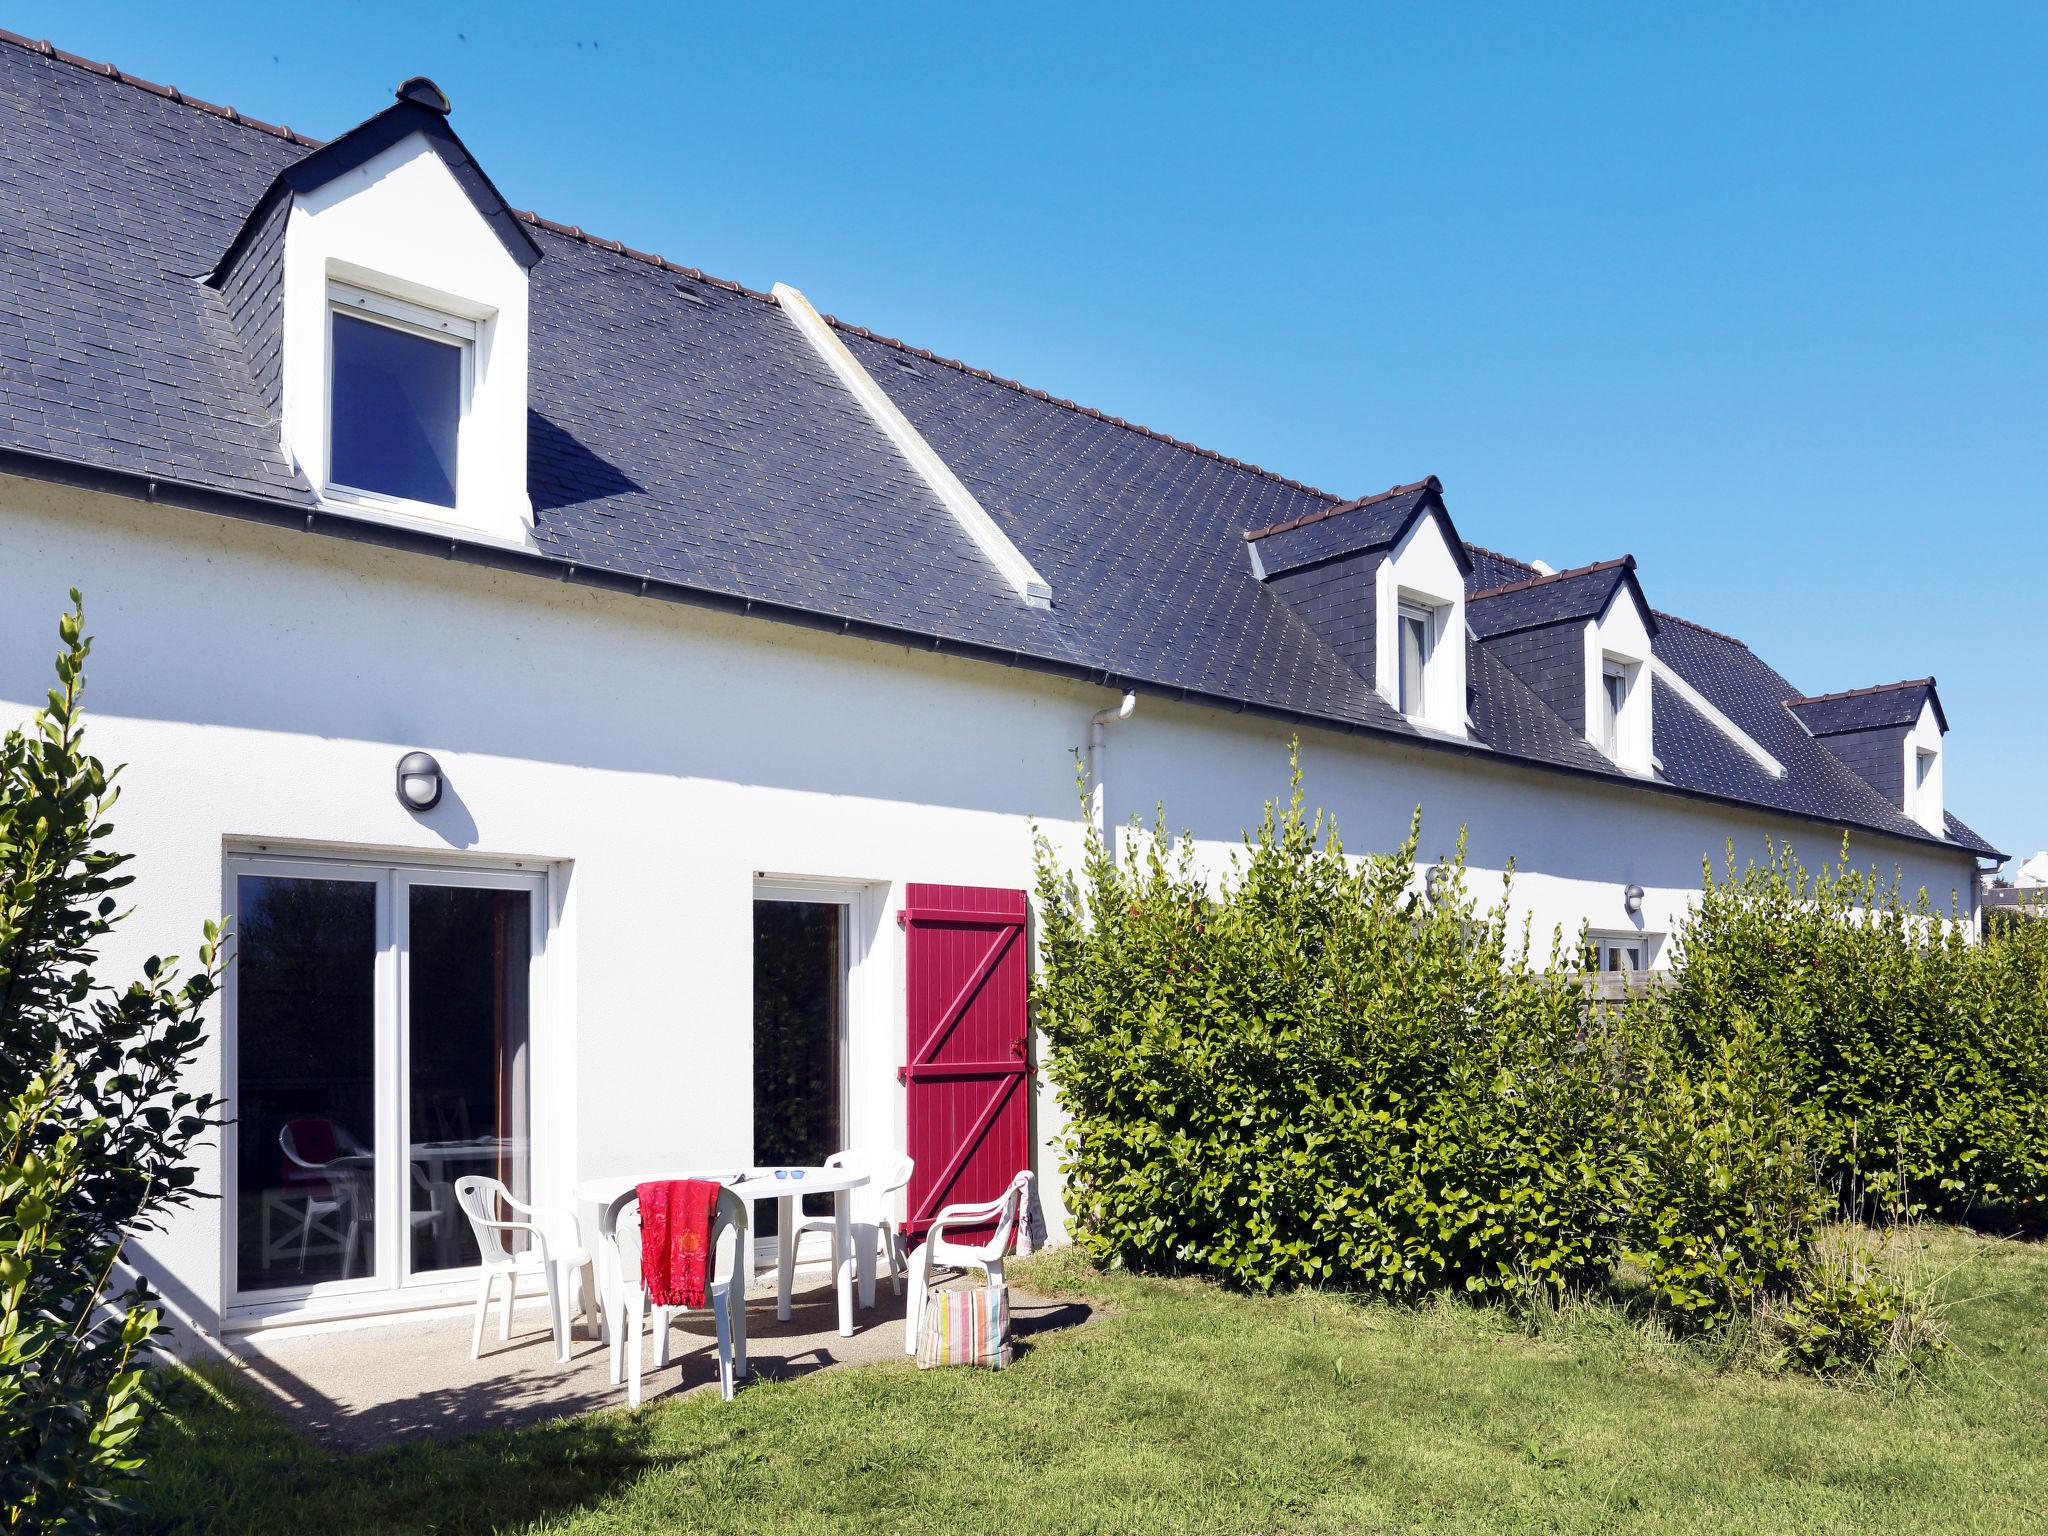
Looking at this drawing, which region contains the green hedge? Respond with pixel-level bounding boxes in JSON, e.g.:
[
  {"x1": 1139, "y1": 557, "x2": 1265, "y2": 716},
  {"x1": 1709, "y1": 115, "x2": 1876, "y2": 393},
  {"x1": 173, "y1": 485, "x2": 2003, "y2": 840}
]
[
  {"x1": 1033, "y1": 754, "x2": 2048, "y2": 1335},
  {"x1": 1034, "y1": 768, "x2": 1634, "y2": 1300},
  {"x1": 1660, "y1": 845, "x2": 2048, "y2": 1223}
]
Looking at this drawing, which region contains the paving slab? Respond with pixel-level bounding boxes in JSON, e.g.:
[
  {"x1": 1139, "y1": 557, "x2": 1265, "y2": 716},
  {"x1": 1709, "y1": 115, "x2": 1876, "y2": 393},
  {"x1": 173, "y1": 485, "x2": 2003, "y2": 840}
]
[{"x1": 227, "y1": 1275, "x2": 1092, "y2": 1450}]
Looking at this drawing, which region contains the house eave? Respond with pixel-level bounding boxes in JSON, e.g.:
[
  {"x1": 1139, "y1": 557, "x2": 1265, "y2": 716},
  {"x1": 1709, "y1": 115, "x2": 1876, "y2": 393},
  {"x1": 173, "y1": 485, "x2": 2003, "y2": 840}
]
[{"x1": 0, "y1": 445, "x2": 1999, "y2": 866}]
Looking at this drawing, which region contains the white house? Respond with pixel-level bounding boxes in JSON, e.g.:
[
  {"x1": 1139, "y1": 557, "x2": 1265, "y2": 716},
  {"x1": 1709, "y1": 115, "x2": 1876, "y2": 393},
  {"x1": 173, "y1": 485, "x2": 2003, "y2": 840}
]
[{"x1": 0, "y1": 36, "x2": 2002, "y2": 1349}]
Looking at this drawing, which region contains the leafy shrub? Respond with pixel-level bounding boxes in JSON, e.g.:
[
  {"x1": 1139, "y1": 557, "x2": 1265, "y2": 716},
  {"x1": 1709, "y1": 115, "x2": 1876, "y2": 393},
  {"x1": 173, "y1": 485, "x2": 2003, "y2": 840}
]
[
  {"x1": 1622, "y1": 1003, "x2": 1822, "y2": 1327},
  {"x1": 1, "y1": 594, "x2": 225, "y2": 1530},
  {"x1": 1031, "y1": 755, "x2": 2041, "y2": 1371},
  {"x1": 1033, "y1": 755, "x2": 1634, "y2": 1301},
  {"x1": 1661, "y1": 843, "x2": 2048, "y2": 1223}
]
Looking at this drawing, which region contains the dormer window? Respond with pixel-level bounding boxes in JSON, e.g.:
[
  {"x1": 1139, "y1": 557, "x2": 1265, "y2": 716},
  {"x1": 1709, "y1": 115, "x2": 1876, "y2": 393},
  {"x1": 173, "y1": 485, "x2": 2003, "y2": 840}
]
[
  {"x1": 210, "y1": 76, "x2": 544, "y2": 548},
  {"x1": 327, "y1": 286, "x2": 473, "y2": 511},
  {"x1": 1912, "y1": 743, "x2": 1941, "y2": 831},
  {"x1": 1398, "y1": 601, "x2": 1436, "y2": 718}
]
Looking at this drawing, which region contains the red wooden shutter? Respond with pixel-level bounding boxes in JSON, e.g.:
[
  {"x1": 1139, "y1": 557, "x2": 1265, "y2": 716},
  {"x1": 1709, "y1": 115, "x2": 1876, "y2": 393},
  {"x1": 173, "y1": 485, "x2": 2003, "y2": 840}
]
[{"x1": 899, "y1": 883, "x2": 1031, "y2": 1242}]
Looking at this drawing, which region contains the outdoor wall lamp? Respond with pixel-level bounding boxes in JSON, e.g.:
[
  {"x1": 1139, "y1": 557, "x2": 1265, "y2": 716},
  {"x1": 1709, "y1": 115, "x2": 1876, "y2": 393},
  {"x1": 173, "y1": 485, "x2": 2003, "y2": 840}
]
[
  {"x1": 395, "y1": 750, "x2": 443, "y2": 812},
  {"x1": 1425, "y1": 866, "x2": 1447, "y2": 905},
  {"x1": 1624, "y1": 882, "x2": 1645, "y2": 916}
]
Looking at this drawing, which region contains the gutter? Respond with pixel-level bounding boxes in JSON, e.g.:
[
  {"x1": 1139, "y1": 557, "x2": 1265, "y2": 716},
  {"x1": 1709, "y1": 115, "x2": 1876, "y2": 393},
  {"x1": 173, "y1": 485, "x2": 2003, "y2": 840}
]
[{"x1": 0, "y1": 445, "x2": 2003, "y2": 865}]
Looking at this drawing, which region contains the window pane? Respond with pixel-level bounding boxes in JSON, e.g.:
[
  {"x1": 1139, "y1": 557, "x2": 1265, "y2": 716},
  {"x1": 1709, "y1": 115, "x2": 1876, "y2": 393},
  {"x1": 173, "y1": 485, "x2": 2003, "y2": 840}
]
[
  {"x1": 1603, "y1": 672, "x2": 1625, "y2": 756},
  {"x1": 330, "y1": 311, "x2": 462, "y2": 508},
  {"x1": 752, "y1": 901, "x2": 844, "y2": 1237},
  {"x1": 1399, "y1": 614, "x2": 1428, "y2": 715},
  {"x1": 236, "y1": 875, "x2": 378, "y2": 1292},
  {"x1": 407, "y1": 885, "x2": 531, "y2": 1276}
]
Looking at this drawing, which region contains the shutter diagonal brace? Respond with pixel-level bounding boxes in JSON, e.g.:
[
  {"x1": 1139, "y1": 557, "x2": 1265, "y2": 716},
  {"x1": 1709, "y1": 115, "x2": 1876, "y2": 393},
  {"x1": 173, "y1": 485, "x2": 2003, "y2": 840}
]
[{"x1": 898, "y1": 917, "x2": 1022, "y2": 1079}]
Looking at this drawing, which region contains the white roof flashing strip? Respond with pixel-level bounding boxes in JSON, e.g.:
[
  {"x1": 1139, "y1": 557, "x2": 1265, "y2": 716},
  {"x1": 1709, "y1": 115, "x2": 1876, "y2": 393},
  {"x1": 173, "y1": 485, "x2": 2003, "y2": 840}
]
[
  {"x1": 1650, "y1": 656, "x2": 1787, "y2": 779},
  {"x1": 772, "y1": 282, "x2": 1053, "y2": 611}
]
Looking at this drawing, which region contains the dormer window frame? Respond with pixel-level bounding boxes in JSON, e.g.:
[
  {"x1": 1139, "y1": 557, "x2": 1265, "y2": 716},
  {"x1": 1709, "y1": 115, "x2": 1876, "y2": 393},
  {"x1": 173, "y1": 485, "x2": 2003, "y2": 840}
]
[
  {"x1": 322, "y1": 280, "x2": 479, "y2": 518},
  {"x1": 1397, "y1": 598, "x2": 1437, "y2": 720},
  {"x1": 1600, "y1": 658, "x2": 1629, "y2": 759},
  {"x1": 262, "y1": 117, "x2": 537, "y2": 550}
]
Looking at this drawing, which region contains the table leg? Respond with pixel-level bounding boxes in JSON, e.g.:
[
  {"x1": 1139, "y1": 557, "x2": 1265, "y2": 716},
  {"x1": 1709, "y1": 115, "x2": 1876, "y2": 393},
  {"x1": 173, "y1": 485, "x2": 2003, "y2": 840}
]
[
  {"x1": 834, "y1": 1192, "x2": 854, "y2": 1338},
  {"x1": 776, "y1": 1194, "x2": 796, "y2": 1323}
]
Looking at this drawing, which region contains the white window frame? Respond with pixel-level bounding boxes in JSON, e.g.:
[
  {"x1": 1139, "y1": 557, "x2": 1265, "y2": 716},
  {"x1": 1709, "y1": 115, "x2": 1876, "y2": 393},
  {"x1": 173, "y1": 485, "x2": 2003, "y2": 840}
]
[
  {"x1": 323, "y1": 281, "x2": 477, "y2": 520},
  {"x1": 1397, "y1": 599, "x2": 1439, "y2": 721},
  {"x1": 1590, "y1": 931, "x2": 1655, "y2": 974},
  {"x1": 220, "y1": 849, "x2": 550, "y2": 1325},
  {"x1": 1601, "y1": 660, "x2": 1629, "y2": 759}
]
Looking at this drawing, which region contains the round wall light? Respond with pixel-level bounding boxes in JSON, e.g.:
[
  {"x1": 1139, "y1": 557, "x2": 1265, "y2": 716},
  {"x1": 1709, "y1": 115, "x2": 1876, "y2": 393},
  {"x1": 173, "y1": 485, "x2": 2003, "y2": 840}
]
[
  {"x1": 1624, "y1": 882, "x2": 1645, "y2": 916},
  {"x1": 396, "y1": 750, "x2": 443, "y2": 812},
  {"x1": 1425, "y1": 866, "x2": 1447, "y2": 905}
]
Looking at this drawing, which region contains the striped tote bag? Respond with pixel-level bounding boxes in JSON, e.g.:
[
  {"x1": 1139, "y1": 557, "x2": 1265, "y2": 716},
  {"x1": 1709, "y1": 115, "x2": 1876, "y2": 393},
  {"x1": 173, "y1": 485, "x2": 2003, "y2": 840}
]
[{"x1": 916, "y1": 1284, "x2": 1012, "y2": 1370}]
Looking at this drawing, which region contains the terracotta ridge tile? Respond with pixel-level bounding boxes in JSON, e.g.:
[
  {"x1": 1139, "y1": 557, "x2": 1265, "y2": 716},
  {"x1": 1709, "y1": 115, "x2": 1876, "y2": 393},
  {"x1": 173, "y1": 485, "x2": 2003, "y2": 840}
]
[
  {"x1": 1791, "y1": 677, "x2": 1937, "y2": 707},
  {"x1": 0, "y1": 28, "x2": 324, "y2": 145},
  {"x1": 1468, "y1": 555, "x2": 1634, "y2": 602},
  {"x1": 1240, "y1": 477, "x2": 1441, "y2": 542}
]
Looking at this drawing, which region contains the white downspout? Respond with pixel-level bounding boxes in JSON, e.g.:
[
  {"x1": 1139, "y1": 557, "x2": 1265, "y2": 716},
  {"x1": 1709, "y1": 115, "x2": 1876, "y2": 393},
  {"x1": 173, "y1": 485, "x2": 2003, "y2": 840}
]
[{"x1": 1087, "y1": 692, "x2": 1138, "y2": 834}]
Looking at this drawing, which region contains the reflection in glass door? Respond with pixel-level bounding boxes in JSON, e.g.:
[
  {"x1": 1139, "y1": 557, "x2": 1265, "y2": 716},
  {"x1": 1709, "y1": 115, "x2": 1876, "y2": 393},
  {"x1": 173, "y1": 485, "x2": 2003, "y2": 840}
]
[
  {"x1": 751, "y1": 897, "x2": 847, "y2": 1239},
  {"x1": 234, "y1": 872, "x2": 380, "y2": 1293},
  {"x1": 405, "y1": 881, "x2": 532, "y2": 1277},
  {"x1": 229, "y1": 857, "x2": 544, "y2": 1307}
]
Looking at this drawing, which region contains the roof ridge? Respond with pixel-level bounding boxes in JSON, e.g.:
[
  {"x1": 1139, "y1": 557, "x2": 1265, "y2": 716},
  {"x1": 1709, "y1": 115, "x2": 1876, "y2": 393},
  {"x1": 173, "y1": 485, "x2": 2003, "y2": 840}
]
[
  {"x1": 1651, "y1": 609, "x2": 1752, "y2": 650},
  {"x1": 1462, "y1": 540, "x2": 1539, "y2": 576},
  {"x1": 824, "y1": 316, "x2": 1348, "y2": 504},
  {"x1": 1469, "y1": 554, "x2": 1633, "y2": 602},
  {"x1": 0, "y1": 28, "x2": 785, "y2": 306},
  {"x1": 0, "y1": 26, "x2": 324, "y2": 145},
  {"x1": 1791, "y1": 677, "x2": 1937, "y2": 707},
  {"x1": 507, "y1": 210, "x2": 777, "y2": 302},
  {"x1": 1240, "y1": 477, "x2": 1441, "y2": 542}
]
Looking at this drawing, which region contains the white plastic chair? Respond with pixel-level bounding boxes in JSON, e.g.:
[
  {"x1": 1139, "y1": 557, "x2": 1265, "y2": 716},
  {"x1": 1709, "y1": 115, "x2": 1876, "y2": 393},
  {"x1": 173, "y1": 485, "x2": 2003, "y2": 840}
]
[
  {"x1": 783, "y1": 1149, "x2": 914, "y2": 1312},
  {"x1": 599, "y1": 1185, "x2": 749, "y2": 1406},
  {"x1": 454, "y1": 1176, "x2": 600, "y2": 1365},
  {"x1": 902, "y1": 1169, "x2": 1035, "y2": 1354}
]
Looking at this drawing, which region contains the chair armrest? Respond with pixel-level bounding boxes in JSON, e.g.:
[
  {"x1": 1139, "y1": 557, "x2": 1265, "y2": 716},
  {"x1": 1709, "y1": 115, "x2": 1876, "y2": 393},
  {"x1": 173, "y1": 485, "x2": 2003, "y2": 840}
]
[
  {"x1": 498, "y1": 1193, "x2": 582, "y2": 1251},
  {"x1": 467, "y1": 1215, "x2": 554, "y2": 1263},
  {"x1": 925, "y1": 1198, "x2": 1011, "y2": 1245}
]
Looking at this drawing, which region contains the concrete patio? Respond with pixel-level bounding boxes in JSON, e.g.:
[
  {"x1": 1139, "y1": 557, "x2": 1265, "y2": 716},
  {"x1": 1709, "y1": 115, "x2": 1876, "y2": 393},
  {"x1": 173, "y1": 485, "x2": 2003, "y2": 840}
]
[{"x1": 225, "y1": 1274, "x2": 1094, "y2": 1451}]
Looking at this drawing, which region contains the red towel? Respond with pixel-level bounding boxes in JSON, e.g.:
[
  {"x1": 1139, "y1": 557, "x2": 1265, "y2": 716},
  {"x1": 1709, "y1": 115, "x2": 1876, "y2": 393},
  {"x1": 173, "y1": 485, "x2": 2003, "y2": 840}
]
[{"x1": 638, "y1": 1179, "x2": 720, "y2": 1308}]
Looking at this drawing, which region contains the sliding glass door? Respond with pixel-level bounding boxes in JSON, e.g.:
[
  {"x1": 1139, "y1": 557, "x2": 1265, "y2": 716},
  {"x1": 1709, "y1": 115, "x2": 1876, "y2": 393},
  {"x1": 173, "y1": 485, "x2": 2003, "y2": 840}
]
[
  {"x1": 402, "y1": 875, "x2": 533, "y2": 1277},
  {"x1": 228, "y1": 856, "x2": 544, "y2": 1309}
]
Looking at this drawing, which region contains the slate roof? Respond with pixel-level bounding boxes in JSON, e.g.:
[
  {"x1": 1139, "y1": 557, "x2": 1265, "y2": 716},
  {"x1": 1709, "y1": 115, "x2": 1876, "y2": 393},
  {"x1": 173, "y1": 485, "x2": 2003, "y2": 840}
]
[
  {"x1": 0, "y1": 33, "x2": 2002, "y2": 862},
  {"x1": 1466, "y1": 557, "x2": 1658, "y2": 641},
  {"x1": 1789, "y1": 679, "x2": 1946, "y2": 736},
  {"x1": 1241, "y1": 479, "x2": 1462, "y2": 580}
]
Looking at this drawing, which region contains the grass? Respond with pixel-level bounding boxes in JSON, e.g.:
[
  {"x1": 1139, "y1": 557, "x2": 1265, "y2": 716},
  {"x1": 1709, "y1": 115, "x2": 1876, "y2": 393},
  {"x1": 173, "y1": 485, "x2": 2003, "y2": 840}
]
[{"x1": 139, "y1": 1227, "x2": 2048, "y2": 1535}]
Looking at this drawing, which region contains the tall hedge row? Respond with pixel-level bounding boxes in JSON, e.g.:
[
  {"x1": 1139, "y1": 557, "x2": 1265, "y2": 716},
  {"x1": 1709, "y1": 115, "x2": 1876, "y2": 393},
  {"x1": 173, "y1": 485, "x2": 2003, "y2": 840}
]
[
  {"x1": 1661, "y1": 845, "x2": 2048, "y2": 1224},
  {"x1": 1032, "y1": 759, "x2": 2048, "y2": 1328}
]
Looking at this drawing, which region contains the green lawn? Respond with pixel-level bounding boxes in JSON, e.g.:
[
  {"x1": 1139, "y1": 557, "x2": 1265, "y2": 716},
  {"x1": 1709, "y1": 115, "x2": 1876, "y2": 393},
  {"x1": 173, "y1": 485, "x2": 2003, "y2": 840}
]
[{"x1": 141, "y1": 1228, "x2": 2048, "y2": 1534}]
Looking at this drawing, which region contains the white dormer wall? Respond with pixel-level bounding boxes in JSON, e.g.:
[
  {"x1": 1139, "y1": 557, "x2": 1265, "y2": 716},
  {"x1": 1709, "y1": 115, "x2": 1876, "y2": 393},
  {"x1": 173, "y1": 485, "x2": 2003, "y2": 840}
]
[
  {"x1": 1905, "y1": 698, "x2": 1944, "y2": 833},
  {"x1": 1373, "y1": 510, "x2": 1467, "y2": 738},
  {"x1": 1584, "y1": 585, "x2": 1653, "y2": 773},
  {"x1": 279, "y1": 133, "x2": 533, "y2": 547}
]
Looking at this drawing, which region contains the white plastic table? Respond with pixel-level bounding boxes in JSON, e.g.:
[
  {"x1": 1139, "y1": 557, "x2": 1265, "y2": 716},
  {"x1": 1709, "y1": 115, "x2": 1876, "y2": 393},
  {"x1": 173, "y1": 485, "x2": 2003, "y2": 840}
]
[{"x1": 573, "y1": 1166, "x2": 870, "y2": 1338}]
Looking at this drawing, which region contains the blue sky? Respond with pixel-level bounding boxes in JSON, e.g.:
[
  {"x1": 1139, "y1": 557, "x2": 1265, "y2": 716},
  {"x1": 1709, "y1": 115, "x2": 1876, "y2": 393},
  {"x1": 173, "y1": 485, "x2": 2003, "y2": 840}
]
[{"x1": 17, "y1": 2, "x2": 2045, "y2": 864}]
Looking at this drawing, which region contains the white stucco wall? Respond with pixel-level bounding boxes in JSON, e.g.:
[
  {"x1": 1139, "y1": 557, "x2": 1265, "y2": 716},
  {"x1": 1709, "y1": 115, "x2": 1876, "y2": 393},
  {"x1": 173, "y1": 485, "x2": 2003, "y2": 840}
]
[{"x1": 0, "y1": 477, "x2": 1981, "y2": 1341}]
